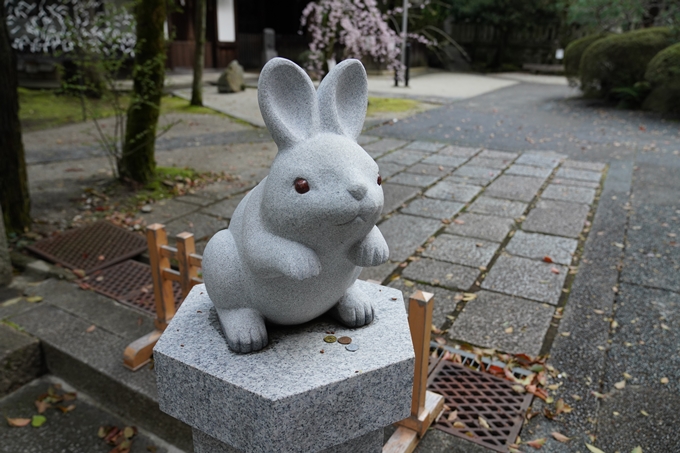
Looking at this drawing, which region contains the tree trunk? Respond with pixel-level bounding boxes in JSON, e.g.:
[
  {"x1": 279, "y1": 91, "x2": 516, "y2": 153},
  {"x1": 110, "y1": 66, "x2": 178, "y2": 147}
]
[
  {"x1": 0, "y1": 1, "x2": 31, "y2": 234},
  {"x1": 120, "y1": 0, "x2": 167, "y2": 184},
  {"x1": 191, "y1": 0, "x2": 207, "y2": 106}
]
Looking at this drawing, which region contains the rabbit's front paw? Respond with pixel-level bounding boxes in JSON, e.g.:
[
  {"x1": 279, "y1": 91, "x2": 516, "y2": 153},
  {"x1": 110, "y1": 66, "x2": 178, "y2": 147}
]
[
  {"x1": 331, "y1": 283, "x2": 375, "y2": 327},
  {"x1": 279, "y1": 245, "x2": 322, "y2": 280},
  {"x1": 216, "y1": 308, "x2": 268, "y2": 353},
  {"x1": 349, "y1": 226, "x2": 389, "y2": 267}
]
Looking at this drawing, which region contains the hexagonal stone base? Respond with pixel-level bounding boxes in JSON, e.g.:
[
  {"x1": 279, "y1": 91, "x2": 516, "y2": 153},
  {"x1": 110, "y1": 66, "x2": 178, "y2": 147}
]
[{"x1": 154, "y1": 282, "x2": 414, "y2": 453}]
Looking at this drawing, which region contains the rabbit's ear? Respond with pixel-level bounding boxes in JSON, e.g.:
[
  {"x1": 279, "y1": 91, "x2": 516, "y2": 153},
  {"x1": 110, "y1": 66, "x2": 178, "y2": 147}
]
[
  {"x1": 258, "y1": 58, "x2": 319, "y2": 150},
  {"x1": 317, "y1": 59, "x2": 368, "y2": 140}
]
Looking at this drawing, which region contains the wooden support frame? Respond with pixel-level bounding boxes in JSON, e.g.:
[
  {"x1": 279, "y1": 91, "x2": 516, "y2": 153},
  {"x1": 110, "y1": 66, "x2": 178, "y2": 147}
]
[
  {"x1": 123, "y1": 224, "x2": 203, "y2": 371},
  {"x1": 384, "y1": 291, "x2": 445, "y2": 453}
]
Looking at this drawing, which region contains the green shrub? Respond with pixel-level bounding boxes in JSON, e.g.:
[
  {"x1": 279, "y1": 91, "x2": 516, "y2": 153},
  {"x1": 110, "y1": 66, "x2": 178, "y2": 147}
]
[
  {"x1": 643, "y1": 42, "x2": 680, "y2": 114},
  {"x1": 580, "y1": 27, "x2": 676, "y2": 99},
  {"x1": 564, "y1": 33, "x2": 609, "y2": 86}
]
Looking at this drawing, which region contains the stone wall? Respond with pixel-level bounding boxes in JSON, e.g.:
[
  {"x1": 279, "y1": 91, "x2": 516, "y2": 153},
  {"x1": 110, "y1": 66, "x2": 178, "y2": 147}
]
[{"x1": 0, "y1": 206, "x2": 12, "y2": 286}]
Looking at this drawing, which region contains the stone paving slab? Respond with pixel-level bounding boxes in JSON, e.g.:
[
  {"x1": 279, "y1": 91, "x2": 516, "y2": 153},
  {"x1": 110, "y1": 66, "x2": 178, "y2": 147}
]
[
  {"x1": 513, "y1": 152, "x2": 564, "y2": 168},
  {"x1": 465, "y1": 157, "x2": 512, "y2": 170},
  {"x1": 138, "y1": 199, "x2": 199, "y2": 225},
  {"x1": 505, "y1": 164, "x2": 553, "y2": 178},
  {"x1": 423, "y1": 235, "x2": 499, "y2": 268},
  {"x1": 400, "y1": 198, "x2": 464, "y2": 220},
  {"x1": 378, "y1": 162, "x2": 407, "y2": 179},
  {"x1": 200, "y1": 194, "x2": 245, "y2": 220},
  {"x1": 362, "y1": 138, "x2": 408, "y2": 158},
  {"x1": 424, "y1": 181, "x2": 482, "y2": 203},
  {"x1": 444, "y1": 213, "x2": 515, "y2": 243},
  {"x1": 420, "y1": 155, "x2": 468, "y2": 168},
  {"x1": 198, "y1": 179, "x2": 256, "y2": 199},
  {"x1": 523, "y1": 199, "x2": 590, "y2": 238},
  {"x1": 478, "y1": 150, "x2": 518, "y2": 160},
  {"x1": 562, "y1": 159, "x2": 606, "y2": 172},
  {"x1": 542, "y1": 184, "x2": 596, "y2": 205},
  {"x1": 442, "y1": 176, "x2": 490, "y2": 187},
  {"x1": 357, "y1": 135, "x2": 381, "y2": 146},
  {"x1": 555, "y1": 167, "x2": 602, "y2": 182},
  {"x1": 401, "y1": 257, "x2": 479, "y2": 291},
  {"x1": 405, "y1": 163, "x2": 452, "y2": 177},
  {"x1": 377, "y1": 149, "x2": 427, "y2": 166},
  {"x1": 448, "y1": 291, "x2": 554, "y2": 356},
  {"x1": 505, "y1": 231, "x2": 578, "y2": 265},
  {"x1": 451, "y1": 166, "x2": 500, "y2": 185},
  {"x1": 484, "y1": 175, "x2": 545, "y2": 202},
  {"x1": 481, "y1": 255, "x2": 568, "y2": 304},
  {"x1": 439, "y1": 145, "x2": 479, "y2": 158},
  {"x1": 388, "y1": 172, "x2": 440, "y2": 188},
  {"x1": 379, "y1": 214, "x2": 442, "y2": 262},
  {"x1": 467, "y1": 196, "x2": 528, "y2": 218},
  {"x1": 164, "y1": 212, "x2": 228, "y2": 241},
  {"x1": 551, "y1": 177, "x2": 600, "y2": 189},
  {"x1": 388, "y1": 278, "x2": 461, "y2": 329},
  {"x1": 174, "y1": 193, "x2": 215, "y2": 206},
  {"x1": 382, "y1": 183, "x2": 420, "y2": 215},
  {"x1": 404, "y1": 141, "x2": 446, "y2": 153},
  {"x1": 358, "y1": 260, "x2": 399, "y2": 284}
]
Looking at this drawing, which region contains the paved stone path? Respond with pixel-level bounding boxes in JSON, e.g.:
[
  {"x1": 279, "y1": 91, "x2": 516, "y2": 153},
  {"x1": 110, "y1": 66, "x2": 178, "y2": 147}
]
[{"x1": 146, "y1": 136, "x2": 604, "y2": 361}]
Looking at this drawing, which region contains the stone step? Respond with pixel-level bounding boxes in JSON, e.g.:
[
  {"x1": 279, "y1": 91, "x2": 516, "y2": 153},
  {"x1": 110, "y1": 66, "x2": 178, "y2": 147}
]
[{"x1": 5, "y1": 278, "x2": 192, "y2": 452}]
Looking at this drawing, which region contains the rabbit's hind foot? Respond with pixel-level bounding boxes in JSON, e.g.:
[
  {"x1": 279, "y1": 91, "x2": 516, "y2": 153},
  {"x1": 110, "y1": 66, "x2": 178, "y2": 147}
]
[
  {"x1": 331, "y1": 283, "x2": 375, "y2": 328},
  {"x1": 216, "y1": 307, "x2": 269, "y2": 354}
]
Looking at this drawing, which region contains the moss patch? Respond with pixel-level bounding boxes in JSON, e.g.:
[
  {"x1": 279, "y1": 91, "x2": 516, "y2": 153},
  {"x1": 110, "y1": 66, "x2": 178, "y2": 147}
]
[
  {"x1": 18, "y1": 90, "x2": 223, "y2": 132},
  {"x1": 366, "y1": 97, "x2": 419, "y2": 116}
]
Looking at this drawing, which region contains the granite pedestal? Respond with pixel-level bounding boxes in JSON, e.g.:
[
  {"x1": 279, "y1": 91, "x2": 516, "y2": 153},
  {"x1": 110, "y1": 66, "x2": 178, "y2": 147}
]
[{"x1": 154, "y1": 281, "x2": 414, "y2": 453}]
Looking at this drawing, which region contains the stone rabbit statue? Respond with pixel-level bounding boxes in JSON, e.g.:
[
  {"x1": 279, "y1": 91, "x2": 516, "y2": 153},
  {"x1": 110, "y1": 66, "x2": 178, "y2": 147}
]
[{"x1": 202, "y1": 58, "x2": 389, "y2": 353}]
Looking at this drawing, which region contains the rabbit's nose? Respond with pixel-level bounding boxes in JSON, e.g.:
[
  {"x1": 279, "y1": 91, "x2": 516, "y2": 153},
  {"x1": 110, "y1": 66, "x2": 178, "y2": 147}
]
[{"x1": 348, "y1": 184, "x2": 367, "y2": 201}]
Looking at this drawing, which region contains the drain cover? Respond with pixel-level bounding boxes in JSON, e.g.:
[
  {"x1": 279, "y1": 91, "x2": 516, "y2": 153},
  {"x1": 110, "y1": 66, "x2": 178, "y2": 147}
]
[
  {"x1": 27, "y1": 221, "x2": 147, "y2": 274},
  {"x1": 428, "y1": 360, "x2": 532, "y2": 452},
  {"x1": 84, "y1": 260, "x2": 182, "y2": 315}
]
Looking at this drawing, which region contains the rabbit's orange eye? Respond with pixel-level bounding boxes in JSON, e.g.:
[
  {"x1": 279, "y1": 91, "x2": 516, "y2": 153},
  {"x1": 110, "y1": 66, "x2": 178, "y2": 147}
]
[
  {"x1": 377, "y1": 175, "x2": 382, "y2": 186},
  {"x1": 294, "y1": 178, "x2": 310, "y2": 194}
]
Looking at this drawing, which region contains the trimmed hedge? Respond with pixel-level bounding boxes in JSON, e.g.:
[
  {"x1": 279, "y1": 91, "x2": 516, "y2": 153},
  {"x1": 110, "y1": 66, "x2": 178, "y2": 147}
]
[
  {"x1": 643, "y1": 42, "x2": 680, "y2": 113},
  {"x1": 580, "y1": 27, "x2": 676, "y2": 99},
  {"x1": 564, "y1": 33, "x2": 608, "y2": 86}
]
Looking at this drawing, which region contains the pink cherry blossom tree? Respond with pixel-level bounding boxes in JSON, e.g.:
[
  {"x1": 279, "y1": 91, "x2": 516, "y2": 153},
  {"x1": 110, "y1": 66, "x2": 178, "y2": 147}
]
[{"x1": 301, "y1": 0, "x2": 403, "y2": 77}]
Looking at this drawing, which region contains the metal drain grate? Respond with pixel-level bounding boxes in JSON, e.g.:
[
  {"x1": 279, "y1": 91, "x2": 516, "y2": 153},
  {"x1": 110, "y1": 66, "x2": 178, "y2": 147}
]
[
  {"x1": 27, "y1": 221, "x2": 148, "y2": 274},
  {"x1": 428, "y1": 360, "x2": 533, "y2": 453},
  {"x1": 84, "y1": 260, "x2": 183, "y2": 315}
]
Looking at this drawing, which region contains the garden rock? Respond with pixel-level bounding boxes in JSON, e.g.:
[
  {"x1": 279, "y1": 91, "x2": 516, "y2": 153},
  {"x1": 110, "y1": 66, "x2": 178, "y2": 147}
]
[{"x1": 217, "y1": 60, "x2": 245, "y2": 93}]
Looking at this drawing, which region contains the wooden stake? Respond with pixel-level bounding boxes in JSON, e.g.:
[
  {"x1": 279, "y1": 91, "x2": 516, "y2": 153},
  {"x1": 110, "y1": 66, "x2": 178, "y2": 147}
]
[{"x1": 386, "y1": 290, "x2": 445, "y2": 451}]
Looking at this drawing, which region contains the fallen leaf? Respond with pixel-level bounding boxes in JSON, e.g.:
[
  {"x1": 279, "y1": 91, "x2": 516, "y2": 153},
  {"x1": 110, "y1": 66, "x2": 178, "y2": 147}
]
[
  {"x1": 560, "y1": 332, "x2": 571, "y2": 337},
  {"x1": 453, "y1": 421, "x2": 466, "y2": 429},
  {"x1": 453, "y1": 219, "x2": 465, "y2": 225},
  {"x1": 6, "y1": 417, "x2": 31, "y2": 427},
  {"x1": 550, "y1": 267, "x2": 560, "y2": 274},
  {"x1": 35, "y1": 400, "x2": 50, "y2": 414},
  {"x1": 25, "y1": 296, "x2": 43, "y2": 303},
  {"x1": 641, "y1": 410, "x2": 649, "y2": 416},
  {"x1": 512, "y1": 384, "x2": 526, "y2": 394},
  {"x1": 543, "y1": 256, "x2": 553, "y2": 263},
  {"x1": 591, "y1": 391, "x2": 606, "y2": 399},
  {"x1": 572, "y1": 394, "x2": 582, "y2": 401},
  {"x1": 86, "y1": 325, "x2": 96, "y2": 333},
  {"x1": 631, "y1": 447, "x2": 642, "y2": 453},
  {"x1": 660, "y1": 377, "x2": 669, "y2": 384},
  {"x1": 462, "y1": 293, "x2": 477, "y2": 301},
  {"x1": 586, "y1": 444, "x2": 606, "y2": 453},
  {"x1": 614, "y1": 380, "x2": 626, "y2": 390},
  {"x1": 447, "y1": 410, "x2": 458, "y2": 422},
  {"x1": 593, "y1": 309, "x2": 605, "y2": 315},
  {"x1": 478, "y1": 416, "x2": 490, "y2": 429},
  {"x1": 31, "y1": 415, "x2": 47, "y2": 428},
  {"x1": 123, "y1": 426, "x2": 136, "y2": 439},
  {"x1": 72, "y1": 269, "x2": 86, "y2": 278},
  {"x1": 661, "y1": 323, "x2": 670, "y2": 330},
  {"x1": 551, "y1": 432, "x2": 570, "y2": 443},
  {"x1": 505, "y1": 327, "x2": 514, "y2": 334},
  {"x1": 57, "y1": 404, "x2": 76, "y2": 413},
  {"x1": 526, "y1": 437, "x2": 546, "y2": 449},
  {"x1": 623, "y1": 372, "x2": 633, "y2": 379}
]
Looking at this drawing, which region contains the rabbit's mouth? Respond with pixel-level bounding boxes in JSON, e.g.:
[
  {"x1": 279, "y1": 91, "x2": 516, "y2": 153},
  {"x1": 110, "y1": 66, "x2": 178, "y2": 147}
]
[{"x1": 337, "y1": 215, "x2": 364, "y2": 226}]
